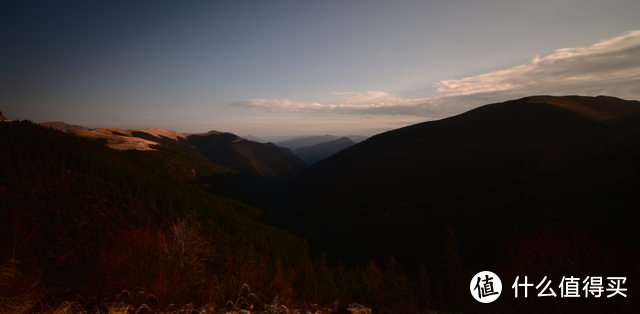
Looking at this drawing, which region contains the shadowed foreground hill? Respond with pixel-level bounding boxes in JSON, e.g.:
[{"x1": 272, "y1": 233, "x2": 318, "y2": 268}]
[{"x1": 278, "y1": 95, "x2": 640, "y2": 268}]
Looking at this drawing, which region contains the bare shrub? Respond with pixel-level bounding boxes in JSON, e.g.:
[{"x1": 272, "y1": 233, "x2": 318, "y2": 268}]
[
  {"x1": 156, "y1": 217, "x2": 210, "y2": 305},
  {"x1": 93, "y1": 217, "x2": 210, "y2": 307}
]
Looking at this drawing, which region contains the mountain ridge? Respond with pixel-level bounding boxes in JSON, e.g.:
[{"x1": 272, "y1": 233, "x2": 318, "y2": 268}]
[
  {"x1": 39, "y1": 121, "x2": 91, "y2": 132},
  {"x1": 73, "y1": 127, "x2": 307, "y2": 179}
]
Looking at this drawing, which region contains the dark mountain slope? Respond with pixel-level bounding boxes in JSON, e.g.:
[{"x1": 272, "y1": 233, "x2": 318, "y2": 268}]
[
  {"x1": 186, "y1": 133, "x2": 308, "y2": 208},
  {"x1": 188, "y1": 132, "x2": 307, "y2": 179},
  {"x1": 127, "y1": 144, "x2": 235, "y2": 182},
  {"x1": 293, "y1": 137, "x2": 355, "y2": 165},
  {"x1": 242, "y1": 134, "x2": 267, "y2": 143},
  {"x1": 345, "y1": 135, "x2": 369, "y2": 143},
  {"x1": 278, "y1": 95, "x2": 640, "y2": 268}
]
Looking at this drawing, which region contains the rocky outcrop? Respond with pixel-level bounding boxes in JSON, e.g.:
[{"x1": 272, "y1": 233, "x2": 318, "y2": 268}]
[{"x1": 343, "y1": 304, "x2": 371, "y2": 314}]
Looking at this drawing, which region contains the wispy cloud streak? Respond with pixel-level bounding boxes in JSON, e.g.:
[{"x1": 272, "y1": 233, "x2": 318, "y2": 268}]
[
  {"x1": 229, "y1": 31, "x2": 640, "y2": 120},
  {"x1": 330, "y1": 91, "x2": 361, "y2": 95},
  {"x1": 228, "y1": 91, "x2": 443, "y2": 117}
]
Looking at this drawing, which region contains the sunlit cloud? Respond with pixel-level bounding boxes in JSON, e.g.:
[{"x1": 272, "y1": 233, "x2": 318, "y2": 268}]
[{"x1": 229, "y1": 31, "x2": 640, "y2": 120}]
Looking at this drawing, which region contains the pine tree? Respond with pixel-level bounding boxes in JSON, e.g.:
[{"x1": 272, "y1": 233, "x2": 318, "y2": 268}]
[
  {"x1": 528, "y1": 185, "x2": 557, "y2": 227},
  {"x1": 298, "y1": 239, "x2": 317, "y2": 302},
  {"x1": 383, "y1": 256, "x2": 413, "y2": 310},
  {"x1": 417, "y1": 262, "x2": 431, "y2": 310},
  {"x1": 383, "y1": 256, "x2": 401, "y2": 306},
  {"x1": 434, "y1": 225, "x2": 471, "y2": 312},
  {"x1": 317, "y1": 253, "x2": 337, "y2": 304},
  {"x1": 361, "y1": 258, "x2": 382, "y2": 307}
]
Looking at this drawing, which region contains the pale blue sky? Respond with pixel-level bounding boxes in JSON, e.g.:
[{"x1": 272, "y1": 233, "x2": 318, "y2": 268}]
[{"x1": 3, "y1": 0, "x2": 640, "y2": 136}]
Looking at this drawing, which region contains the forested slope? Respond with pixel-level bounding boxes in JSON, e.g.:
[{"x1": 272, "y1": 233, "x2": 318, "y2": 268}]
[{"x1": 0, "y1": 121, "x2": 303, "y2": 291}]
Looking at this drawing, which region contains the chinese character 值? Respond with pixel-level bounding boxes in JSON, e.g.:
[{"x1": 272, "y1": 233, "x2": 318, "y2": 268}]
[
  {"x1": 474, "y1": 274, "x2": 499, "y2": 299},
  {"x1": 559, "y1": 276, "x2": 580, "y2": 297}
]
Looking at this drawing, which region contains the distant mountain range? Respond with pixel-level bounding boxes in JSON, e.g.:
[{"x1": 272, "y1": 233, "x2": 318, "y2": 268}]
[
  {"x1": 274, "y1": 134, "x2": 368, "y2": 150},
  {"x1": 39, "y1": 121, "x2": 90, "y2": 132},
  {"x1": 292, "y1": 137, "x2": 355, "y2": 165},
  {"x1": 277, "y1": 95, "x2": 640, "y2": 268}
]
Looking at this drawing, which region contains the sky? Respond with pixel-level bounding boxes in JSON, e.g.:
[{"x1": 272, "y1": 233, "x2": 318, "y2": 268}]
[{"x1": 2, "y1": 0, "x2": 640, "y2": 137}]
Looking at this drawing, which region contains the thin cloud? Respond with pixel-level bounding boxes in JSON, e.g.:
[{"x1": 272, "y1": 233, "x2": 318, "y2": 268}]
[
  {"x1": 330, "y1": 91, "x2": 361, "y2": 95},
  {"x1": 228, "y1": 92, "x2": 440, "y2": 117},
  {"x1": 434, "y1": 30, "x2": 640, "y2": 98},
  {"x1": 229, "y1": 31, "x2": 640, "y2": 120},
  {"x1": 226, "y1": 99, "x2": 325, "y2": 113}
]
